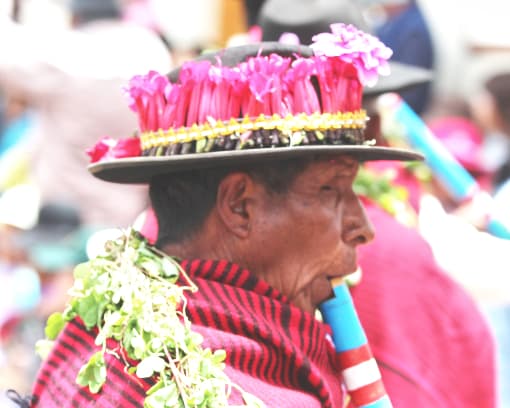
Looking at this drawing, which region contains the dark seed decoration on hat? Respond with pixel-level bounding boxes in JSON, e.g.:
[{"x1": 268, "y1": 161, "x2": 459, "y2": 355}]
[
  {"x1": 142, "y1": 128, "x2": 365, "y2": 156},
  {"x1": 139, "y1": 111, "x2": 368, "y2": 156}
]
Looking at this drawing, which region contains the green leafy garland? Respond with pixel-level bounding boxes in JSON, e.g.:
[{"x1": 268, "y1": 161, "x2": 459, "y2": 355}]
[{"x1": 36, "y1": 229, "x2": 264, "y2": 408}]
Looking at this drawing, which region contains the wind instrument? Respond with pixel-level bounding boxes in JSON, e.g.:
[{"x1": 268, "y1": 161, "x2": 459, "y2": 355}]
[{"x1": 320, "y1": 278, "x2": 393, "y2": 408}]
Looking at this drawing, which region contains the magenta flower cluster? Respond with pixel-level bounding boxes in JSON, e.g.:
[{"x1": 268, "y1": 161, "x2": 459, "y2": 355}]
[
  {"x1": 86, "y1": 137, "x2": 141, "y2": 163},
  {"x1": 120, "y1": 23, "x2": 391, "y2": 134},
  {"x1": 310, "y1": 23, "x2": 392, "y2": 87},
  {"x1": 124, "y1": 61, "x2": 357, "y2": 133}
]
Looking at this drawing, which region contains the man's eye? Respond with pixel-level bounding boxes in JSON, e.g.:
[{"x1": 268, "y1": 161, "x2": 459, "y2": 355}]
[{"x1": 320, "y1": 185, "x2": 342, "y2": 206}]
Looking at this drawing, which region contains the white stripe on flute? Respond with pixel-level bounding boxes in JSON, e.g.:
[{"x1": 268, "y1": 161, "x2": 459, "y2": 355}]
[{"x1": 342, "y1": 358, "x2": 382, "y2": 391}]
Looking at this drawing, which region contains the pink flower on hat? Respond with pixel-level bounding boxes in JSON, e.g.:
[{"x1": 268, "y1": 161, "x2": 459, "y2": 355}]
[
  {"x1": 310, "y1": 23, "x2": 392, "y2": 87},
  {"x1": 286, "y1": 58, "x2": 320, "y2": 114},
  {"x1": 124, "y1": 71, "x2": 171, "y2": 131},
  {"x1": 178, "y1": 60, "x2": 212, "y2": 127},
  {"x1": 238, "y1": 54, "x2": 293, "y2": 116},
  {"x1": 87, "y1": 137, "x2": 141, "y2": 163},
  {"x1": 86, "y1": 137, "x2": 114, "y2": 163}
]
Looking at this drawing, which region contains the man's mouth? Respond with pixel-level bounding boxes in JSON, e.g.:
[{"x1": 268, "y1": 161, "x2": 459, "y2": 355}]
[{"x1": 327, "y1": 262, "x2": 359, "y2": 280}]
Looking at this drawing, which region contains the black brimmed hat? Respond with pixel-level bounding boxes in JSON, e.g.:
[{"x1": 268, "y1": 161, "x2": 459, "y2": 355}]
[{"x1": 88, "y1": 25, "x2": 423, "y2": 184}]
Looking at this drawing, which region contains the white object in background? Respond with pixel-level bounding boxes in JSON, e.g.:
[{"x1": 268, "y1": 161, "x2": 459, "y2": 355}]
[
  {"x1": 86, "y1": 228, "x2": 123, "y2": 260},
  {"x1": 0, "y1": 184, "x2": 40, "y2": 230},
  {"x1": 419, "y1": 194, "x2": 510, "y2": 304},
  {"x1": 151, "y1": 0, "x2": 220, "y2": 49},
  {"x1": 0, "y1": 263, "x2": 41, "y2": 325},
  {"x1": 493, "y1": 180, "x2": 510, "y2": 231}
]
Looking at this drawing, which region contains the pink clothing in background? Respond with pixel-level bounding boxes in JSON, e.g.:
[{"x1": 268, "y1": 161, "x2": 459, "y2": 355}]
[{"x1": 352, "y1": 204, "x2": 497, "y2": 407}]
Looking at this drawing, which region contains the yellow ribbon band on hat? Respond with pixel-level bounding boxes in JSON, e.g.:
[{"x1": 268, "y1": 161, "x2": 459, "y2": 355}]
[{"x1": 140, "y1": 110, "x2": 367, "y2": 150}]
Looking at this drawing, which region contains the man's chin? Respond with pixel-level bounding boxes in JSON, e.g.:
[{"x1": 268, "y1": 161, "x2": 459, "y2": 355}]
[{"x1": 312, "y1": 279, "x2": 336, "y2": 308}]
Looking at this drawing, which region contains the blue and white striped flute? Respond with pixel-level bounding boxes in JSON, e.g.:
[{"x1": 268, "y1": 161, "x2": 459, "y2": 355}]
[{"x1": 320, "y1": 278, "x2": 393, "y2": 408}]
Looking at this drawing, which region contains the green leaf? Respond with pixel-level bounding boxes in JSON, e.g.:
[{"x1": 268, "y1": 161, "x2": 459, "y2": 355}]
[
  {"x1": 141, "y1": 259, "x2": 161, "y2": 277},
  {"x1": 150, "y1": 337, "x2": 163, "y2": 352},
  {"x1": 73, "y1": 262, "x2": 99, "y2": 293},
  {"x1": 136, "y1": 355, "x2": 166, "y2": 378},
  {"x1": 44, "y1": 312, "x2": 66, "y2": 340},
  {"x1": 35, "y1": 339, "x2": 55, "y2": 360},
  {"x1": 199, "y1": 358, "x2": 211, "y2": 377},
  {"x1": 62, "y1": 305, "x2": 76, "y2": 321},
  {"x1": 130, "y1": 329, "x2": 146, "y2": 360},
  {"x1": 96, "y1": 299, "x2": 108, "y2": 329},
  {"x1": 212, "y1": 349, "x2": 226, "y2": 364},
  {"x1": 73, "y1": 262, "x2": 91, "y2": 280},
  {"x1": 161, "y1": 257, "x2": 179, "y2": 280},
  {"x1": 146, "y1": 379, "x2": 164, "y2": 396},
  {"x1": 77, "y1": 296, "x2": 100, "y2": 329},
  {"x1": 144, "y1": 383, "x2": 179, "y2": 408},
  {"x1": 76, "y1": 351, "x2": 106, "y2": 394}
]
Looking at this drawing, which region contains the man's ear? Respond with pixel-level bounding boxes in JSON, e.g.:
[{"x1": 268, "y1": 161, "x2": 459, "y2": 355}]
[{"x1": 215, "y1": 172, "x2": 258, "y2": 238}]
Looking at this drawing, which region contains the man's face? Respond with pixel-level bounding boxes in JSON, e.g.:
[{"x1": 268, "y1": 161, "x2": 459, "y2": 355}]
[{"x1": 247, "y1": 155, "x2": 374, "y2": 313}]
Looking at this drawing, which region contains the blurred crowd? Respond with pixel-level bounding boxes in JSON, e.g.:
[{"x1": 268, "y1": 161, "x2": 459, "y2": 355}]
[{"x1": 0, "y1": 0, "x2": 509, "y2": 406}]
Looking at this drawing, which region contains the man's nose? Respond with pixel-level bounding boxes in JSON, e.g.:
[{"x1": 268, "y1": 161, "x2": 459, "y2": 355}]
[{"x1": 342, "y1": 194, "x2": 375, "y2": 246}]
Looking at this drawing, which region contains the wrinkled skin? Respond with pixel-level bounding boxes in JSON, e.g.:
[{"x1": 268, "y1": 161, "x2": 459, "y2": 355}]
[
  {"x1": 164, "y1": 155, "x2": 375, "y2": 314},
  {"x1": 245, "y1": 156, "x2": 375, "y2": 313}
]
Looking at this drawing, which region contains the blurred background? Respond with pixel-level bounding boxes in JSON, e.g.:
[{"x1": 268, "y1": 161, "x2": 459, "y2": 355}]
[{"x1": 0, "y1": 0, "x2": 509, "y2": 406}]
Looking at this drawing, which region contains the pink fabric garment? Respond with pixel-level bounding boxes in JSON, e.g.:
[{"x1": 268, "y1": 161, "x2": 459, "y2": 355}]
[
  {"x1": 181, "y1": 259, "x2": 345, "y2": 407},
  {"x1": 352, "y1": 203, "x2": 497, "y2": 408},
  {"x1": 139, "y1": 206, "x2": 158, "y2": 244},
  {"x1": 31, "y1": 259, "x2": 345, "y2": 407}
]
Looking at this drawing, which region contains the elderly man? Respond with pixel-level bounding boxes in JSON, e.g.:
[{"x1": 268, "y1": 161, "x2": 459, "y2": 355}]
[
  {"x1": 257, "y1": 2, "x2": 497, "y2": 407},
  {"x1": 19, "y1": 25, "x2": 423, "y2": 408}
]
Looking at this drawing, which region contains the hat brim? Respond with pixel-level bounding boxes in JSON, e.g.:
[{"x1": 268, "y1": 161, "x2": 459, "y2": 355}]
[
  {"x1": 365, "y1": 62, "x2": 432, "y2": 96},
  {"x1": 89, "y1": 145, "x2": 423, "y2": 184}
]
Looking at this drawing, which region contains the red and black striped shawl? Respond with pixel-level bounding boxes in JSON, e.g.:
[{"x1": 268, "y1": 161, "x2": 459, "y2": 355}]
[{"x1": 31, "y1": 259, "x2": 345, "y2": 407}]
